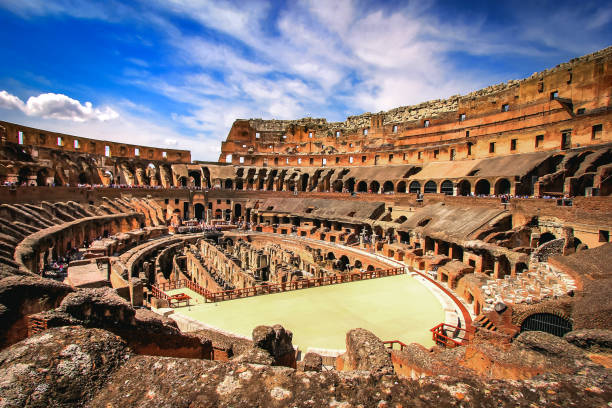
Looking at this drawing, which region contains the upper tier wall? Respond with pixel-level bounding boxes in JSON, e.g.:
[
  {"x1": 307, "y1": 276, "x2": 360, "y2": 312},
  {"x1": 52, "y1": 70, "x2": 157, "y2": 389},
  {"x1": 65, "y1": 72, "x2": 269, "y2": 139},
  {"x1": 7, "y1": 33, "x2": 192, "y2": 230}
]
[
  {"x1": 0, "y1": 120, "x2": 191, "y2": 163},
  {"x1": 220, "y1": 46, "x2": 612, "y2": 165}
]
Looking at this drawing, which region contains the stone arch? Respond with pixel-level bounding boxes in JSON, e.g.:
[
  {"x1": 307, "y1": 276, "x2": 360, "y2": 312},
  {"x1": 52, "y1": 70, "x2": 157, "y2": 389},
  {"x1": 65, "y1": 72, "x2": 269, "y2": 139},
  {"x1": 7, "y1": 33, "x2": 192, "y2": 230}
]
[
  {"x1": 396, "y1": 180, "x2": 407, "y2": 193},
  {"x1": 332, "y1": 179, "x2": 343, "y2": 192},
  {"x1": 18, "y1": 166, "x2": 32, "y2": 185},
  {"x1": 440, "y1": 180, "x2": 454, "y2": 195},
  {"x1": 409, "y1": 181, "x2": 421, "y2": 194},
  {"x1": 424, "y1": 180, "x2": 437, "y2": 194},
  {"x1": 178, "y1": 176, "x2": 187, "y2": 187},
  {"x1": 519, "y1": 312, "x2": 573, "y2": 337},
  {"x1": 234, "y1": 203, "x2": 242, "y2": 219},
  {"x1": 382, "y1": 180, "x2": 394, "y2": 193},
  {"x1": 494, "y1": 178, "x2": 511, "y2": 195},
  {"x1": 338, "y1": 255, "x2": 350, "y2": 270},
  {"x1": 300, "y1": 173, "x2": 309, "y2": 192},
  {"x1": 357, "y1": 181, "x2": 368, "y2": 192},
  {"x1": 457, "y1": 179, "x2": 471, "y2": 196},
  {"x1": 326, "y1": 251, "x2": 336, "y2": 260},
  {"x1": 345, "y1": 178, "x2": 355, "y2": 193},
  {"x1": 194, "y1": 203, "x2": 205, "y2": 220},
  {"x1": 539, "y1": 232, "x2": 556, "y2": 245},
  {"x1": 224, "y1": 179, "x2": 234, "y2": 189},
  {"x1": 354, "y1": 260, "x2": 363, "y2": 269},
  {"x1": 515, "y1": 262, "x2": 528, "y2": 274},
  {"x1": 475, "y1": 179, "x2": 491, "y2": 195},
  {"x1": 189, "y1": 170, "x2": 201, "y2": 188},
  {"x1": 369, "y1": 180, "x2": 380, "y2": 193}
]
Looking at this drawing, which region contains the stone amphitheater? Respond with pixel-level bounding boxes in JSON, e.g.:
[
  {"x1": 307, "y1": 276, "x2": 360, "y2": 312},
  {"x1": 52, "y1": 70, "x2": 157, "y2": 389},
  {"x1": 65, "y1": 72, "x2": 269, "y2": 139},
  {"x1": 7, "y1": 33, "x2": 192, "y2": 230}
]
[{"x1": 0, "y1": 46, "x2": 612, "y2": 407}]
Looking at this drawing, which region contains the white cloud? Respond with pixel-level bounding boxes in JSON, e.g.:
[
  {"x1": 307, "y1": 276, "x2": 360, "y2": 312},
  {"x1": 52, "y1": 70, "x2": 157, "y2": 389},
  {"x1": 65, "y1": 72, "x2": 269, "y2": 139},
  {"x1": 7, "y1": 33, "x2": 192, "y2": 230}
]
[
  {"x1": 0, "y1": 91, "x2": 119, "y2": 122},
  {"x1": 2, "y1": 0, "x2": 611, "y2": 161}
]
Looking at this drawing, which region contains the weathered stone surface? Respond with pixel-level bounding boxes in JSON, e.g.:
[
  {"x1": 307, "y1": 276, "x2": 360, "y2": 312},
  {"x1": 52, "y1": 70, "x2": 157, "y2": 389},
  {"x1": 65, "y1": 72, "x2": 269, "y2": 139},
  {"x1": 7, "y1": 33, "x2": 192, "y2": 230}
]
[
  {"x1": 0, "y1": 326, "x2": 129, "y2": 407},
  {"x1": 252, "y1": 324, "x2": 295, "y2": 367},
  {"x1": 87, "y1": 353, "x2": 612, "y2": 408},
  {"x1": 514, "y1": 330, "x2": 585, "y2": 360},
  {"x1": 0, "y1": 275, "x2": 73, "y2": 350},
  {"x1": 302, "y1": 352, "x2": 322, "y2": 372},
  {"x1": 34, "y1": 288, "x2": 212, "y2": 359},
  {"x1": 565, "y1": 329, "x2": 612, "y2": 353},
  {"x1": 232, "y1": 346, "x2": 274, "y2": 366},
  {"x1": 57, "y1": 287, "x2": 135, "y2": 325},
  {"x1": 342, "y1": 328, "x2": 393, "y2": 375}
]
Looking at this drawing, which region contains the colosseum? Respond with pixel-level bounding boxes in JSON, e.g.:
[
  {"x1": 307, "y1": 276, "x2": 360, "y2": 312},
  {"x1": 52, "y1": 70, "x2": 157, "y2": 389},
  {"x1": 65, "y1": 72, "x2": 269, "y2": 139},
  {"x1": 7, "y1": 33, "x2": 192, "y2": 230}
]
[{"x1": 0, "y1": 46, "x2": 611, "y2": 407}]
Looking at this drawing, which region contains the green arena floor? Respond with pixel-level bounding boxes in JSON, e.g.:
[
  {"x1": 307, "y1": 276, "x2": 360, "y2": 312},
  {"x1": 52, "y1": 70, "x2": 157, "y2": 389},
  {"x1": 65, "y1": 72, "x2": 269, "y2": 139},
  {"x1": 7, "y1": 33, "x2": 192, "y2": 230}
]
[{"x1": 166, "y1": 274, "x2": 444, "y2": 351}]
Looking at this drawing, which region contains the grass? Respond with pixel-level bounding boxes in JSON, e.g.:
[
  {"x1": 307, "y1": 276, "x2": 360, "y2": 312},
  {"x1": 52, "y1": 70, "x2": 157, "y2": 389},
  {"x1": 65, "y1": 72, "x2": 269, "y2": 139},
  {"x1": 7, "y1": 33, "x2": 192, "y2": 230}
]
[{"x1": 166, "y1": 274, "x2": 444, "y2": 351}]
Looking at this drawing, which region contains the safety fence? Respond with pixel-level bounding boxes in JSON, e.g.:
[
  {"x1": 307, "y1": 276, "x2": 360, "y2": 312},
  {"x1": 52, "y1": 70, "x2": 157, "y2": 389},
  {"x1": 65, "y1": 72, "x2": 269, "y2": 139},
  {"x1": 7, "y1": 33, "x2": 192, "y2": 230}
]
[
  {"x1": 430, "y1": 323, "x2": 469, "y2": 348},
  {"x1": 152, "y1": 267, "x2": 406, "y2": 305}
]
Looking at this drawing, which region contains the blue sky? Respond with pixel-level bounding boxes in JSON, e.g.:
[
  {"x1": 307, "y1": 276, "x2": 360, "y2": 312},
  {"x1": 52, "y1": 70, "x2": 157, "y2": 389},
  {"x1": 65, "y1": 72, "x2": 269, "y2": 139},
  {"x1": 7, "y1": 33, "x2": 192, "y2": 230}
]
[{"x1": 0, "y1": 0, "x2": 610, "y2": 161}]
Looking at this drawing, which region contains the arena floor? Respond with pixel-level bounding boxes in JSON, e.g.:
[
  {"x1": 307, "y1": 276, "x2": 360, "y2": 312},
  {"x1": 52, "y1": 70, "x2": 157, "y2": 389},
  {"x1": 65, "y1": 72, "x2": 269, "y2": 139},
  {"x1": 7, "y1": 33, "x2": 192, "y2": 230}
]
[{"x1": 166, "y1": 274, "x2": 445, "y2": 351}]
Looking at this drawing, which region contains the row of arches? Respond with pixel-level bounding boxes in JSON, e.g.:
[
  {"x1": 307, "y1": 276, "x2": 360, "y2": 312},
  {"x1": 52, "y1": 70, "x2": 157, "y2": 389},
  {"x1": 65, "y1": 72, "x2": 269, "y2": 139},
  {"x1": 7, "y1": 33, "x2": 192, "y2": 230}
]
[
  {"x1": 331, "y1": 178, "x2": 512, "y2": 196},
  {"x1": 219, "y1": 174, "x2": 513, "y2": 196}
]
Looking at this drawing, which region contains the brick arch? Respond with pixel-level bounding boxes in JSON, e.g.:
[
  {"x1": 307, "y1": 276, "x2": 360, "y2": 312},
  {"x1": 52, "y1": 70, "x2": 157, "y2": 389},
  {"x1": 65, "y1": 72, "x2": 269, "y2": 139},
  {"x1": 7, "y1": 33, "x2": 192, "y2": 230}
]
[
  {"x1": 494, "y1": 177, "x2": 511, "y2": 195},
  {"x1": 474, "y1": 178, "x2": 491, "y2": 195},
  {"x1": 513, "y1": 306, "x2": 572, "y2": 327}
]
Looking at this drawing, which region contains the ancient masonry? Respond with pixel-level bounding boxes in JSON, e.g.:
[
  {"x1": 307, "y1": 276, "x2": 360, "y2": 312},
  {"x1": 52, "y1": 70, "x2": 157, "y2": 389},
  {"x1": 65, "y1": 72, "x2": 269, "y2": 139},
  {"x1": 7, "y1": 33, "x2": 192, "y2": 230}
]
[{"x1": 1, "y1": 46, "x2": 612, "y2": 407}]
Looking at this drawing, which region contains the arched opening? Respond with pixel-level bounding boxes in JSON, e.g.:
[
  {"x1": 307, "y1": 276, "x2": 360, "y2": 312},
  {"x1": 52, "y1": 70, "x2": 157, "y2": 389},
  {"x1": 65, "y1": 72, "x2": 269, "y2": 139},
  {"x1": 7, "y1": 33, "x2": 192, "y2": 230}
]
[
  {"x1": 370, "y1": 180, "x2": 380, "y2": 193},
  {"x1": 179, "y1": 176, "x2": 187, "y2": 187},
  {"x1": 224, "y1": 179, "x2": 234, "y2": 189},
  {"x1": 234, "y1": 203, "x2": 242, "y2": 219},
  {"x1": 78, "y1": 172, "x2": 89, "y2": 184},
  {"x1": 338, "y1": 255, "x2": 350, "y2": 271},
  {"x1": 357, "y1": 181, "x2": 368, "y2": 192},
  {"x1": 515, "y1": 262, "x2": 528, "y2": 274},
  {"x1": 520, "y1": 313, "x2": 573, "y2": 337},
  {"x1": 326, "y1": 252, "x2": 336, "y2": 260},
  {"x1": 396, "y1": 180, "x2": 406, "y2": 193},
  {"x1": 382, "y1": 181, "x2": 394, "y2": 193},
  {"x1": 409, "y1": 181, "x2": 421, "y2": 194},
  {"x1": 18, "y1": 167, "x2": 31, "y2": 185},
  {"x1": 332, "y1": 180, "x2": 343, "y2": 192},
  {"x1": 497, "y1": 256, "x2": 511, "y2": 279},
  {"x1": 202, "y1": 167, "x2": 211, "y2": 188},
  {"x1": 475, "y1": 179, "x2": 491, "y2": 195},
  {"x1": 440, "y1": 180, "x2": 454, "y2": 195},
  {"x1": 189, "y1": 171, "x2": 201, "y2": 188},
  {"x1": 366, "y1": 265, "x2": 375, "y2": 271},
  {"x1": 345, "y1": 178, "x2": 355, "y2": 193},
  {"x1": 300, "y1": 174, "x2": 309, "y2": 192},
  {"x1": 539, "y1": 232, "x2": 556, "y2": 246},
  {"x1": 235, "y1": 179, "x2": 243, "y2": 190},
  {"x1": 104, "y1": 170, "x2": 114, "y2": 185},
  {"x1": 194, "y1": 203, "x2": 205, "y2": 220},
  {"x1": 37, "y1": 168, "x2": 50, "y2": 186},
  {"x1": 424, "y1": 180, "x2": 437, "y2": 194},
  {"x1": 495, "y1": 178, "x2": 511, "y2": 195},
  {"x1": 457, "y1": 180, "x2": 471, "y2": 196}
]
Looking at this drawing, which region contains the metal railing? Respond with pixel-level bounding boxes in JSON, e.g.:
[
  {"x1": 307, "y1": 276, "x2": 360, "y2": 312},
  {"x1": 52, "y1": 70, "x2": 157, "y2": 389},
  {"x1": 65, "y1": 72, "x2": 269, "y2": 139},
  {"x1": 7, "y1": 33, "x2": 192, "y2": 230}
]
[
  {"x1": 430, "y1": 323, "x2": 469, "y2": 348},
  {"x1": 152, "y1": 267, "x2": 406, "y2": 304}
]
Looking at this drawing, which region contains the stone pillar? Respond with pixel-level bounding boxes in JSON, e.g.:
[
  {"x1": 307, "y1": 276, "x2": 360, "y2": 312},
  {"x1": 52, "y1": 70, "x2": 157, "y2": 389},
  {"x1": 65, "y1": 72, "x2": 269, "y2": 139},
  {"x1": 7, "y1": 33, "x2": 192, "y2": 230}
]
[
  {"x1": 493, "y1": 259, "x2": 501, "y2": 279},
  {"x1": 130, "y1": 278, "x2": 144, "y2": 306}
]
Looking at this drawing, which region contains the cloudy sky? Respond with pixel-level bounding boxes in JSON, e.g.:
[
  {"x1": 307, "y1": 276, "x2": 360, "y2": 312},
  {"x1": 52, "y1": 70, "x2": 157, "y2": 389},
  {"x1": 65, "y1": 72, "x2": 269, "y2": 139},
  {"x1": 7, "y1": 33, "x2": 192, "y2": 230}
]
[{"x1": 0, "y1": 0, "x2": 610, "y2": 161}]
